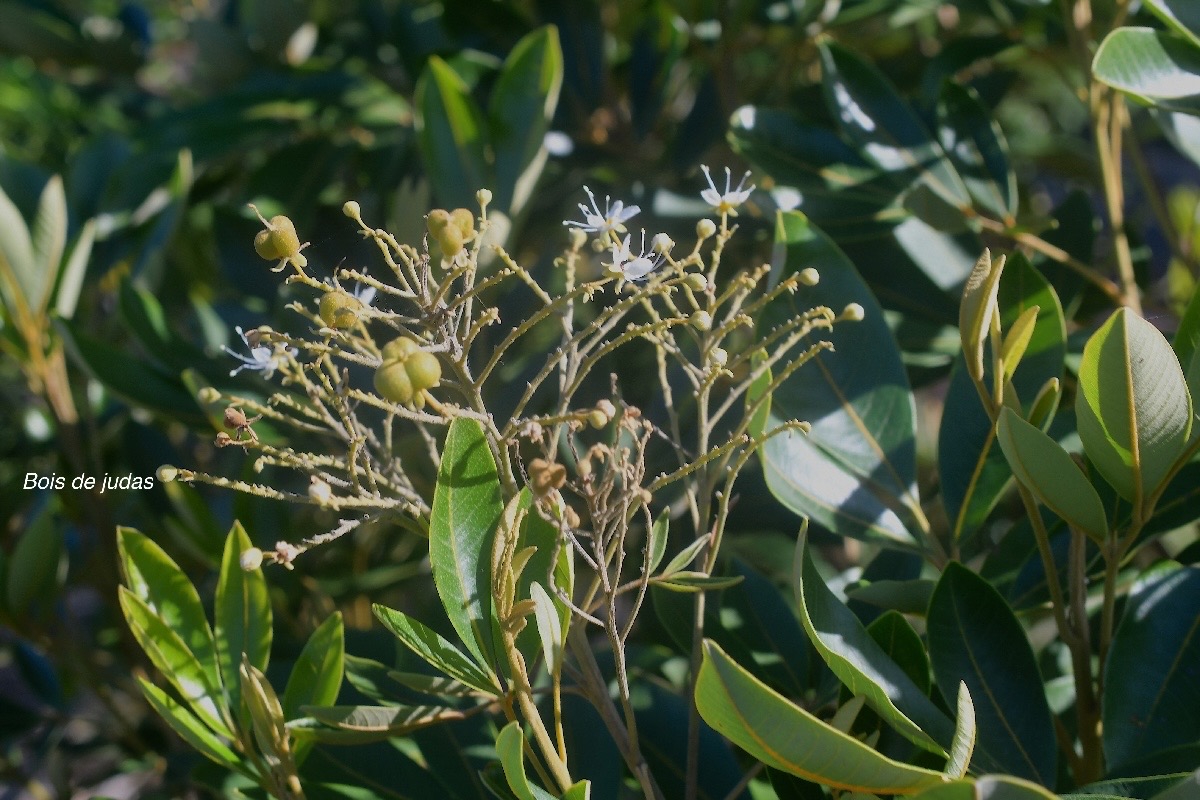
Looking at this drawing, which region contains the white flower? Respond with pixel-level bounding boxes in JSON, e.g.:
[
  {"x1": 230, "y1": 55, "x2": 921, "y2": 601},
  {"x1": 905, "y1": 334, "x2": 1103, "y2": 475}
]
[
  {"x1": 223, "y1": 326, "x2": 297, "y2": 378},
  {"x1": 606, "y1": 231, "x2": 665, "y2": 282},
  {"x1": 564, "y1": 186, "x2": 640, "y2": 235},
  {"x1": 700, "y1": 165, "x2": 754, "y2": 215},
  {"x1": 352, "y1": 283, "x2": 377, "y2": 307}
]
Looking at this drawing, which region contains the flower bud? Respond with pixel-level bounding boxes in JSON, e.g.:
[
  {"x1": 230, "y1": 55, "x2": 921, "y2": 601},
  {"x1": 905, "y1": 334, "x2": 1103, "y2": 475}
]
[
  {"x1": 696, "y1": 219, "x2": 717, "y2": 239},
  {"x1": 157, "y1": 465, "x2": 178, "y2": 482},
  {"x1": 651, "y1": 232, "x2": 674, "y2": 254},
  {"x1": 198, "y1": 387, "x2": 221, "y2": 404},
  {"x1": 595, "y1": 399, "x2": 616, "y2": 422},
  {"x1": 684, "y1": 273, "x2": 708, "y2": 292},
  {"x1": 476, "y1": 188, "x2": 492, "y2": 208},
  {"x1": 529, "y1": 458, "x2": 567, "y2": 497},
  {"x1": 842, "y1": 303, "x2": 865, "y2": 322},
  {"x1": 689, "y1": 311, "x2": 712, "y2": 331},
  {"x1": 342, "y1": 200, "x2": 362, "y2": 220},
  {"x1": 799, "y1": 267, "x2": 820, "y2": 286},
  {"x1": 308, "y1": 476, "x2": 332, "y2": 504},
  {"x1": 569, "y1": 228, "x2": 588, "y2": 250},
  {"x1": 240, "y1": 547, "x2": 264, "y2": 571},
  {"x1": 710, "y1": 347, "x2": 729, "y2": 367},
  {"x1": 214, "y1": 431, "x2": 234, "y2": 447}
]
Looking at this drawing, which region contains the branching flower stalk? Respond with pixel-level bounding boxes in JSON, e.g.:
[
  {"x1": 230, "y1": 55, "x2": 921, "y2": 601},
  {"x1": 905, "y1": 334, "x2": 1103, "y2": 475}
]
[{"x1": 160, "y1": 172, "x2": 857, "y2": 799}]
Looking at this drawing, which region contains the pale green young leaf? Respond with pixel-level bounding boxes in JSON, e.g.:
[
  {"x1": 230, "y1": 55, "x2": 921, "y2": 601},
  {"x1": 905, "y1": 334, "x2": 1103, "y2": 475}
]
[
  {"x1": 496, "y1": 721, "x2": 560, "y2": 800},
  {"x1": 1000, "y1": 306, "x2": 1040, "y2": 380},
  {"x1": 959, "y1": 249, "x2": 1004, "y2": 383},
  {"x1": 646, "y1": 509, "x2": 670, "y2": 574},
  {"x1": 946, "y1": 682, "x2": 976, "y2": 779},
  {"x1": 215, "y1": 522, "x2": 272, "y2": 725},
  {"x1": 136, "y1": 677, "x2": 244, "y2": 774},
  {"x1": 31, "y1": 175, "x2": 67, "y2": 314}
]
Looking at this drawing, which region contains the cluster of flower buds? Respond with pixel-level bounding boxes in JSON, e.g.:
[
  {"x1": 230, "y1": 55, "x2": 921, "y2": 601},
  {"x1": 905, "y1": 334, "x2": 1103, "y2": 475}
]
[{"x1": 373, "y1": 337, "x2": 442, "y2": 408}]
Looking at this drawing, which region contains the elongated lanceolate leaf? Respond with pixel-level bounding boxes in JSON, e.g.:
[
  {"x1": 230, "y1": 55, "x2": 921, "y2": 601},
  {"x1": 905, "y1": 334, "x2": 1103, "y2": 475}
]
[
  {"x1": 282, "y1": 612, "x2": 344, "y2": 720},
  {"x1": 31, "y1": 175, "x2": 67, "y2": 313},
  {"x1": 0, "y1": 180, "x2": 37, "y2": 312},
  {"x1": 763, "y1": 212, "x2": 922, "y2": 546},
  {"x1": 794, "y1": 528, "x2": 953, "y2": 754},
  {"x1": 937, "y1": 83, "x2": 1017, "y2": 221},
  {"x1": 696, "y1": 641, "x2": 947, "y2": 794},
  {"x1": 215, "y1": 522, "x2": 271, "y2": 724},
  {"x1": 1104, "y1": 565, "x2": 1200, "y2": 769},
  {"x1": 1145, "y1": 0, "x2": 1200, "y2": 49},
  {"x1": 996, "y1": 407, "x2": 1108, "y2": 543},
  {"x1": 416, "y1": 57, "x2": 490, "y2": 209},
  {"x1": 430, "y1": 418, "x2": 503, "y2": 671},
  {"x1": 136, "y1": 677, "x2": 243, "y2": 773},
  {"x1": 496, "y1": 722, "x2": 560, "y2": 800},
  {"x1": 1076, "y1": 308, "x2": 1192, "y2": 507},
  {"x1": 372, "y1": 604, "x2": 497, "y2": 695},
  {"x1": 946, "y1": 683, "x2": 975, "y2": 780},
  {"x1": 927, "y1": 563, "x2": 1057, "y2": 785}
]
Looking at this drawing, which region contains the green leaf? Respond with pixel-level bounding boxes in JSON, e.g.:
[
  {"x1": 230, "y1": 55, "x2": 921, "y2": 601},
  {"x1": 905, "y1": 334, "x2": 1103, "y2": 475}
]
[
  {"x1": 975, "y1": 776, "x2": 1059, "y2": 799},
  {"x1": 696, "y1": 640, "x2": 946, "y2": 794},
  {"x1": 513, "y1": 491, "x2": 572, "y2": 669},
  {"x1": 866, "y1": 611, "x2": 931, "y2": 695},
  {"x1": 282, "y1": 612, "x2": 345, "y2": 720},
  {"x1": 793, "y1": 528, "x2": 953, "y2": 754},
  {"x1": 819, "y1": 42, "x2": 969, "y2": 208},
  {"x1": 958, "y1": 249, "x2": 1004, "y2": 384},
  {"x1": 371, "y1": 604, "x2": 497, "y2": 695},
  {"x1": 1150, "y1": 771, "x2": 1200, "y2": 800},
  {"x1": 996, "y1": 407, "x2": 1109, "y2": 543},
  {"x1": 1103, "y1": 565, "x2": 1200, "y2": 769},
  {"x1": 215, "y1": 522, "x2": 272, "y2": 723},
  {"x1": 1000, "y1": 306, "x2": 1040, "y2": 380},
  {"x1": 662, "y1": 535, "x2": 711, "y2": 576},
  {"x1": 4, "y1": 502, "x2": 63, "y2": 618},
  {"x1": 119, "y1": 587, "x2": 229, "y2": 735},
  {"x1": 941, "y1": 252, "x2": 1067, "y2": 542},
  {"x1": 416, "y1": 57, "x2": 490, "y2": 209},
  {"x1": 937, "y1": 83, "x2": 1017, "y2": 221},
  {"x1": 745, "y1": 348, "x2": 772, "y2": 440},
  {"x1": 1145, "y1": 0, "x2": 1200, "y2": 49},
  {"x1": 31, "y1": 175, "x2": 67, "y2": 314},
  {"x1": 1174, "y1": 280, "x2": 1200, "y2": 370},
  {"x1": 430, "y1": 417, "x2": 504, "y2": 671},
  {"x1": 53, "y1": 218, "x2": 95, "y2": 319},
  {"x1": 1093, "y1": 28, "x2": 1200, "y2": 115},
  {"x1": 847, "y1": 579, "x2": 935, "y2": 616},
  {"x1": 946, "y1": 683, "x2": 975, "y2": 780},
  {"x1": 136, "y1": 677, "x2": 244, "y2": 774},
  {"x1": 1076, "y1": 308, "x2": 1193, "y2": 506},
  {"x1": 117, "y1": 528, "x2": 223, "y2": 714},
  {"x1": 296, "y1": 704, "x2": 466, "y2": 741},
  {"x1": 651, "y1": 572, "x2": 744, "y2": 592},
  {"x1": 496, "y1": 721, "x2": 560, "y2": 800},
  {"x1": 647, "y1": 509, "x2": 670, "y2": 574},
  {"x1": 530, "y1": 583, "x2": 563, "y2": 674},
  {"x1": 927, "y1": 563, "x2": 1057, "y2": 785},
  {"x1": 240, "y1": 659, "x2": 287, "y2": 761},
  {"x1": 0, "y1": 180, "x2": 37, "y2": 313},
  {"x1": 762, "y1": 212, "x2": 922, "y2": 546},
  {"x1": 488, "y1": 26, "x2": 562, "y2": 216}
]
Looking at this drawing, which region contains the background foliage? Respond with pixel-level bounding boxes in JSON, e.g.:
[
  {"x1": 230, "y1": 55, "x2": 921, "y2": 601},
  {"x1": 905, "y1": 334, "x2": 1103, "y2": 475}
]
[{"x1": 2, "y1": 0, "x2": 1199, "y2": 798}]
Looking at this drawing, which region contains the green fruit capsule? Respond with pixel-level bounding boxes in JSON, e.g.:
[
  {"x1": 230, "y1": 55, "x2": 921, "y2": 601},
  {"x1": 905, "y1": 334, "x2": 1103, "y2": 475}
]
[
  {"x1": 450, "y1": 208, "x2": 475, "y2": 240},
  {"x1": 374, "y1": 361, "x2": 415, "y2": 404},
  {"x1": 404, "y1": 350, "x2": 442, "y2": 392},
  {"x1": 381, "y1": 337, "x2": 420, "y2": 363},
  {"x1": 254, "y1": 215, "x2": 302, "y2": 261},
  {"x1": 319, "y1": 292, "x2": 363, "y2": 329},
  {"x1": 436, "y1": 225, "x2": 465, "y2": 259},
  {"x1": 427, "y1": 209, "x2": 452, "y2": 234}
]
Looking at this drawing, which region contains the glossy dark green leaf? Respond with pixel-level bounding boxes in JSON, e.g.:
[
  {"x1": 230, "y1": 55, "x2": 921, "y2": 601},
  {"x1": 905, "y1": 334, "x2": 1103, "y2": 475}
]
[
  {"x1": 927, "y1": 563, "x2": 1056, "y2": 785},
  {"x1": 117, "y1": 528, "x2": 222, "y2": 711},
  {"x1": 1104, "y1": 565, "x2": 1200, "y2": 769},
  {"x1": 940, "y1": 252, "x2": 1066, "y2": 541},
  {"x1": 1173, "y1": 281, "x2": 1200, "y2": 375},
  {"x1": 819, "y1": 42, "x2": 969, "y2": 208},
  {"x1": 430, "y1": 417, "x2": 503, "y2": 671},
  {"x1": 630, "y1": 5, "x2": 688, "y2": 137},
  {"x1": 1076, "y1": 308, "x2": 1192, "y2": 505},
  {"x1": 1151, "y1": 771, "x2": 1200, "y2": 800},
  {"x1": 794, "y1": 529, "x2": 953, "y2": 754},
  {"x1": 488, "y1": 26, "x2": 562, "y2": 215},
  {"x1": 866, "y1": 611, "x2": 931, "y2": 695},
  {"x1": 996, "y1": 407, "x2": 1109, "y2": 543},
  {"x1": 372, "y1": 604, "x2": 497, "y2": 695},
  {"x1": 215, "y1": 522, "x2": 271, "y2": 723},
  {"x1": 847, "y1": 579, "x2": 935, "y2": 616},
  {"x1": 696, "y1": 641, "x2": 946, "y2": 794},
  {"x1": 1093, "y1": 29, "x2": 1200, "y2": 115},
  {"x1": 416, "y1": 57, "x2": 490, "y2": 209},
  {"x1": 762, "y1": 212, "x2": 922, "y2": 547},
  {"x1": 937, "y1": 82, "x2": 1016, "y2": 220}
]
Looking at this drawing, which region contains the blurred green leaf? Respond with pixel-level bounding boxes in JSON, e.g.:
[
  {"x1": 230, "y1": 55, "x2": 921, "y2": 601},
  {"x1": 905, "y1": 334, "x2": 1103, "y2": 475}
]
[
  {"x1": 136, "y1": 677, "x2": 244, "y2": 774},
  {"x1": 416, "y1": 57, "x2": 490, "y2": 209},
  {"x1": 30, "y1": 175, "x2": 66, "y2": 314},
  {"x1": 4, "y1": 501, "x2": 63, "y2": 619},
  {"x1": 0, "y1": 178, "x2": 36, "y2": 315},
  {"x1": 215, "y1": 521, "x2": 272, "y2": 724},
  {"x1": 1103, "y1": 564, "x2": 1200, "y2": 770},
  {"x1": 294, "y1": 704, "x2": 466, "y2": 743},
  {"x1": 1144, "y1": 0, "x2": 1200, "y2": 49},
  {"x1": 283, "y1": 612, "x2": 345, "y2": 721},
  {"x1": 430, "y1": 417, "x2": 503, "y2": 672},
  {"x1": 762, "y1": 211, "x2": 921, "y2": 546},
  {"x1": 696, "y1": 640, "x2": 946, "y2": 793},
  {"x1": 53, "y1": 218, "x2": 94, "y2": 320},
  {"x1": 927, "y1": 563, "x2": 1056, "y2": 784},
  {"x1": 489, "y1": 26, "x2": 562, "y2": 216},
  {"x1": 819, "y1": 42, "x2": 969, "y2": 208},
  {"x1": 936, "y1": 82, "x2": 1016, "y2": 221},
  {"x1": 1076, "y1": 308, "x2": 1192, "y2": 506},
  {"x1": 1093, "y1": 29, "x2": 1200, "y2": 115},
  {"x1": 794, "y1": 527, "x2": 952, "y2": 754}
]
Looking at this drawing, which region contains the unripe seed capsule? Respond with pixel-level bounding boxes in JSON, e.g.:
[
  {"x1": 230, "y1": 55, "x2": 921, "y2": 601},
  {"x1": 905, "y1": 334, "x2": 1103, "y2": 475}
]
[
  {"x1": 319, "y1": 292, "x2": 363, "y2": 329},
  {"x1": 799, "y1": 268, "x2": 820, "y2": 286},
  {"x1": 426, "y1": 209, "x2": 452, "y2": 233},
  {"x1": 403, "y1": 350, "x2": 442, "y2": 392},
  {"x1": 374, "y1": 361, "x2": 415, "y2": 404}
]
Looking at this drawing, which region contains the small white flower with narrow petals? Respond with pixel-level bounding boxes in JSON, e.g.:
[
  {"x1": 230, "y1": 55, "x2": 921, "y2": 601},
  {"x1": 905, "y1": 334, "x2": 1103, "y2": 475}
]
[
  {"x1": 700, "y1": 165, "x2": 754, "y2": 215},
  {"x1": 564, "y1": 186, "x2": 640, "y2": 236},
  {"x1": 223, "y1": 326, "x2": 297, "y2": 378},
  {"x1": 606, "y1": 231, "x2": 665, "y2": 282}
]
